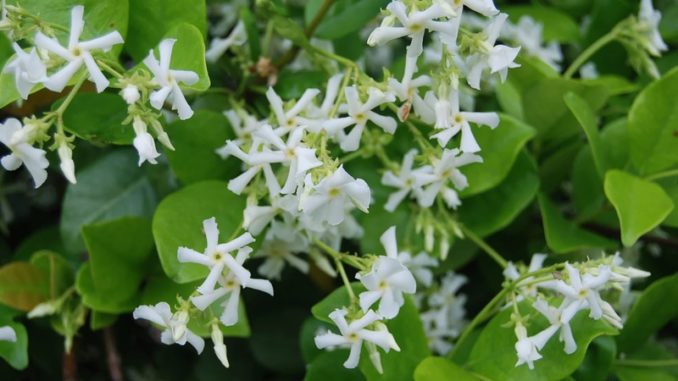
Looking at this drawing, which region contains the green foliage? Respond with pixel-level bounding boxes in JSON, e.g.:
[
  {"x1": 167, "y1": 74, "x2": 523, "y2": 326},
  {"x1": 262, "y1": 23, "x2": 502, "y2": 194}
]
[
  {"x1": 461, "y1": 115, "x2": 536, "y2": 197},
  {"x1": 468, "y1": 305, "x2": 618, "y2": 381},
  {"x1": 459, "y1": 151, "x2": 539, "y2": 237},
  {"x1": 538, "y1": 194, "x2": 615, "y2": 253},
  {"x1": 62, "y1": 93, "x2": 132, "y2": 145},
  {"x1": 0, "y1": 322, "x2": 28, "y2": 370},
  {"x1": 126, "y1": 0, "x2": 206, "y2": 61},
  {"x1": 604, "y1": 170, "x2": 674, "y2": 247},
  {"x1": 77, "y1": 217, "x2": 154, "y2": 313},
  {"x1": 413, "y1": 357, "x2": 479, "y2": 381},
  {"x1": 60, "y1": 150, "x2": 157, "y2": 253},
  {"x1": 164, "y1": 110, "x2": 238, "y2": 184},
  {"x1": 628, "y1": 67, "x2": 678, "y2": 176},
  {"x1": 0, "y1": 262, "x2": 49, "y2": 312},
  {"x1": 307, "y1": 0, "x2": 389, "y2": 40},
  {"x1": 616, "y1": 274, "x2": 678, "y2": 353},
  {"x1": 152, "y1": 181, "x2": 245, "y2": 283}
]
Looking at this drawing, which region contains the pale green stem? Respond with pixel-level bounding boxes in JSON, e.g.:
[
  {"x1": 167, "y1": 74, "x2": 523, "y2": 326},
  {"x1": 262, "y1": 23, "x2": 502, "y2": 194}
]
[
  {"x1": 459, "y1": 224, "x2": 508, "y2": 268},
  {"x1": 564, "y1": 31, "x2": 618, "y2": 79}
]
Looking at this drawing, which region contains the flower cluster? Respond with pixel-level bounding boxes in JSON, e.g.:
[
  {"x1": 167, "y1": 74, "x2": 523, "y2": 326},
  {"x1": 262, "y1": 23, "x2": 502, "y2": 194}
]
[
  {"x1": 314, "y1": 226, "x2": 417, "y2": 371},
  {"x1": 133, "y1": 217, "x2": 273, "y2": 367},
  {"x1": 0, "y1": 5, "x2": 199, "y2": 187},
  {"x1": 417, "y1": 272, "x2": 468, "y2": 355},
  {"x1": 506, "y1": 253, "x2": 649, "y2": 369}
]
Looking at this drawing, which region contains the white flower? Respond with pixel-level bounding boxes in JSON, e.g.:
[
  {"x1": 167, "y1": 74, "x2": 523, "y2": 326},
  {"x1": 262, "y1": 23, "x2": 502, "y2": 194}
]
[
  {"x1": 580, "y1": 62, "x2": 599, "y2": 79},
  {"x1": 133, "y1": 302, "x2": 205, "y2": 353},
  {"x1": 266, "y1": 87, "x2": 319, "y2": 131},
  {"x1": 431, "y1": 88, "x2": 499, "y2": 152},
  {"x1": 314, "y1": 309, "x2": 400, "y2": 369},
  {"x1": 3, "y1": 43, "x2": 47, "y2": 99},
  {"x1": 306, "y1": 73, "x2": 344, "y2": 121},
  {"x1": 367, "y1": 2, "x2": 456, "y2": 57},
  {"x1": 35, "y1": 6, "x2": 123, "y2": 93},
  {"x1": 248, "y1": 124, "x2": 322, "y2": 194},
  {"x1": 466, "y1": 13, "x2": 521, "y2": 90},
  {"x1": 532, "y1": 298, "x2": 581, "y2": 354},
  {"x1": 503, "y1": 16, "x2": 562, "y2": 71},
  {"x1": 222, "y1": 140, "x2": 281, "y2": 196},
  {"x1": 177, "y1": 217, "x2": 254, "y2": 294},
  {"x1": 503, "y1": 253, "x2": 546, "y2": 301},
  {"x1": 0, "y1": 325, "x2": 16, "y2": 343},
  {"x1": 300, "y1": 166, "x2": 371, "y2": 226},
  {"x1": 453, "y1": 0, "x2": 499, "y2": 17},
  {"x1": 121, "y1": 84, "x2": 140, "y2": 104},
  {"x1": 609, "y1": 252, "x2": 650, "y2": 283},
  {"x1": 638, "y1": 0, "x2": 668, "y2": 56},
  {"x1": 132, "y1": 117, "x2": 161, "y2": 166},
  {"x1": 398, "y1": 250, "x2": 438, "y2": 287},
  {"x1": 418, "y1": 148, "x2": 482, "y2": 208},
  {"x1": 190, "y1": 249, "x2": 273, "y2": 326},
  {"x1": 254, "y1": 222, "x2": 310, "y2": 280},
  {"x1": 356, "y1": 227, "x2": 416, "y2": 319},
  {"x1": 514, "y1": 323, "x2": 551, "y2": 370},
  {"x1": 210, "y1": 322, "x2": 229, "y2": 368},
  {"x1": 215, "y1": 110, "x2": 262, "y2": 152},
  {"x1": 539, "y1": 264, "x2": 614, "y2": 321},
  {"x1": 328, "y1": 86, "x2": 397, "y2": 152},
  {"x1": 57, "y1": 142, "x2": 76, "y2": 184},
  {"x1": 381, "y1": 149, "x2": 435, "y2": 212},
  {"x1": 0, "y1": 118, "x2": 49, "y2": 188},
  {"x1": 206, "y1": 21, "x2": 247, "y2": 62},
  {"x1": 144, "y1": 39, "x2": 199, "y2": 120},
  {"x1": 387, "y1": 54, "x2": 432, "y2": 120}
]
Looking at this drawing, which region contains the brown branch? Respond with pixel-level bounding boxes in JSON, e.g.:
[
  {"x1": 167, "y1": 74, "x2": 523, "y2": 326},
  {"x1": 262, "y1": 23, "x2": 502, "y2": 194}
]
[
  {"x1": 104, "y1": 328, "x2": 123, "y2": 381},
  {"x1": 63, "y1": 343, "x2": 77, "y2": 381}
]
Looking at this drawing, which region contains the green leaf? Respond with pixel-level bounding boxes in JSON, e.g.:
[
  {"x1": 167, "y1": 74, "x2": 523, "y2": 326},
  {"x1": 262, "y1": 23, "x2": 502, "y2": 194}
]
[
  {"x1": 272, "y1": 16, "x2": 311, "y2": 51},
  {"x1": 616, "y1": 274, "x2": 678, "y2": 353},
  {"x1": 600, "y1": 118, "x2": 630, "y2": 170},
  {"x1": 461, "y1": 115, "x2": 536, "y2": 197},
  {"x1": 159, "y1": 23, "x2": 210, "y2": 91},
  {"x1": 152, "y1": 181, "x2": 245, "y2": 283},
  {"x1": 604, "y1": 170, "x2": 674, "y2": 247},
  {"x1": 459, "y1": 151, "x2": 539, "y2": 237},
  {"x1": 311, "y1": 284, "x2": 363, "y2": 324},
  {"x1": 523, "y1": 78, "x2": 608, "y2": 146},
  {"x1": 0, "y1": 322, "x2": 28, "y2": 370},
  {"x1": 572, "y1": 336, "x2": 616, "y2": 381},
  {"x1": 503, "y1": 5, "x2": 580, "y2": 42},
  {"x1": 29, "y1": 250, "x2": 74, "y2": 298},
  {"x1": 538, "y1": 194, "x2": 616, "y2": 253},
  {"x1": 62, "y1": 93, "x2": 132, "y2": 145},
  {"x1": 564, "y1": 92, "x2": 607, "y2": 177},
  {"x1": 628, "y1": 67, "x2": 678, "y2": 176},
  {"x1": 468, "y1": 304, "x2": 618, "y2": 381},
  {"x1": 0, "y1": 0, "x2": 129, "y2": 107},
  {"x1": 300, "y1": 317, "x2": 330, "y2": 364},
  {"x1": 76, "y1": 262, "x2": 137, "y2": 312},
  {"x1": 164, "y1": 110, "x2": 238, "y2": 184},
  {"x1": 276, "y1": 70, "x2": 327, "y2": 100},
  {"x1": 414, "y1": 357, "x2": 480, "y2": 381},
  {"x1": 126, "y1": 0, "x2": 206, "y2": 62},
  {"x1": 240, "y1": 7, "x2": 261, "y2": 60},
  {"x1": 0, "y1": 34, "x2": 11, "y2": 66},
  {"x1": 0, "y1": 262, "x2": 49, "y2": 311},
  {"x1": 90, "y1": 311, "x2": 118, "y2": 330},
  {"x1": 314, "y1": 0, "x2": 389, "y2": 40},
  {"x1": 571, "y1": 147, "x2": 605, "y2": 221},
  {"x1": 79, "y1": 217, "x2": 154, "y2": 313},
  {"x1": 660, "y1": 179, "x2": 678, "y2": 228},
  {"x1": 13, "y1": 226, "x2": 74, "y2": 262},
  {"x1": 615, "y1": 367, "x2": 678, "y2": 381},
  {"x1": 60, "y1": 149, "x2": 157, "y2": 253},
  {"x1": 305, "y1": 351, "x2": 366, "y2": 381}
]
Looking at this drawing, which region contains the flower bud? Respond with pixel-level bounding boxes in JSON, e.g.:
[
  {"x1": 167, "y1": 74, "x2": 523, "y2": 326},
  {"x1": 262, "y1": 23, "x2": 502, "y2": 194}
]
[
  {"x1": 121, "y1": 84, "x2": 140, "y2": 104},
  {"x1": 58, "y1": 143, "x2": 77, "y2": 184}
]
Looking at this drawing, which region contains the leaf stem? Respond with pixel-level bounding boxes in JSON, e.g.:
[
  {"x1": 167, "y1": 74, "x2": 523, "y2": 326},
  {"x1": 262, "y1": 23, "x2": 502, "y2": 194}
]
[
  {"x1": 645, "y1": 168, "x2": 678, "y2": 182},
  {"x1": 563, "y1": 31, "x2": 617, "y2": 79},
  {"x1": 335, "y1": 257, "x2": 356, "y2": 301},
  {"x1": 459, "y1": 224, "x2": 508, "y2": 268}
]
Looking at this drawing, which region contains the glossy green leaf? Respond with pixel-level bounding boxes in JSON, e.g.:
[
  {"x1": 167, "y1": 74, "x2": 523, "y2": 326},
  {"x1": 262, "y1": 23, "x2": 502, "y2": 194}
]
[
  {"x1": 564, "y1": 92, "x2": 607, "y2": 177},
  {"x1": 29, "y1": 250, "x2": 74, "y2": 298},
  {"x1": 600, "y1": 118, "x2": 630, "y2": 170},
  {"x1": 628, "y1": 67, "x2": 678, "y2": 176},
  {"x1": 414, "y1": 357, "x2": 479, "y2": 381},
  {"x1": 76, "y1": 262, "x2": 137, "y2": 312},
  {"x1": 571, "y1": 147, "x2": 605, "y2": 221},
  {"x1": 126, "y1": 0, "x2": 206, "y2": 61},
  {"x1": 496, "y1": 57, "x2": 558, "y2": 120},
  {"x1": 0, "y1": 0, "x2": 129, "y2": 107},
  {"x1": 60, "y1": 149, "x2": 157, "y2": 253},
  {"x1": 62, "y1": 93, "x2": 132, "y2": 145},
  {"x1": 572, "y1": 336, "x2": 616, "y2": 381},
  {"x1": 468, "y1": 304, "x2": 618, "y2": 381},
  {"x1": 79, "y1": 217, "x2": 154, "y2": 313},
  {"x1": 152, "y1": 181, "x2": 245, "y2": 283},
  {"x1": 615, "y1": 367, "x2": 678, "y2": 381},
  {"x1": 660, "y1": 179, "x2": 678, "y2": 228},
  {"x1": 459, "y1": 151, "x2": 539, "y2": 237},
  {"x1": 461, "y1": 115, "x2": 536, "y2": 197},
  {"x1": 0, "y1": 322, "x2": 28, "y2": 370},
  {"x1": 164, "y1": 110, "x2": 238, "y2": 184},
  {"x1": 604, "y1": 170, "x2": 674, "y2": 247},
  {"x1": 90, "y1": 311, "x2": 118, "y2": 330},
  {"x1": 616, "y1": 274, "x2": 678, "y2": 353},
  {"x1": 0, "y1": 262, "x2": 49, "y2": 312},
  {"x1": 13, "y1": 227, "x2": 73, "y2": 262},
  {"x1": 538, "y1": 194, "x2": 616, "y2": 253},
  {"x1": 504, "y1": 5, "x2": 580, "y2": 42}
]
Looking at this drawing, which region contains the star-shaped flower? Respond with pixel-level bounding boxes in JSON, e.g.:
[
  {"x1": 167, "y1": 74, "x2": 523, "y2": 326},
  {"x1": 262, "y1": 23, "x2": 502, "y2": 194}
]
[{"x1": 0, "y1": 118, "x2": 49, "y2": 188}]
